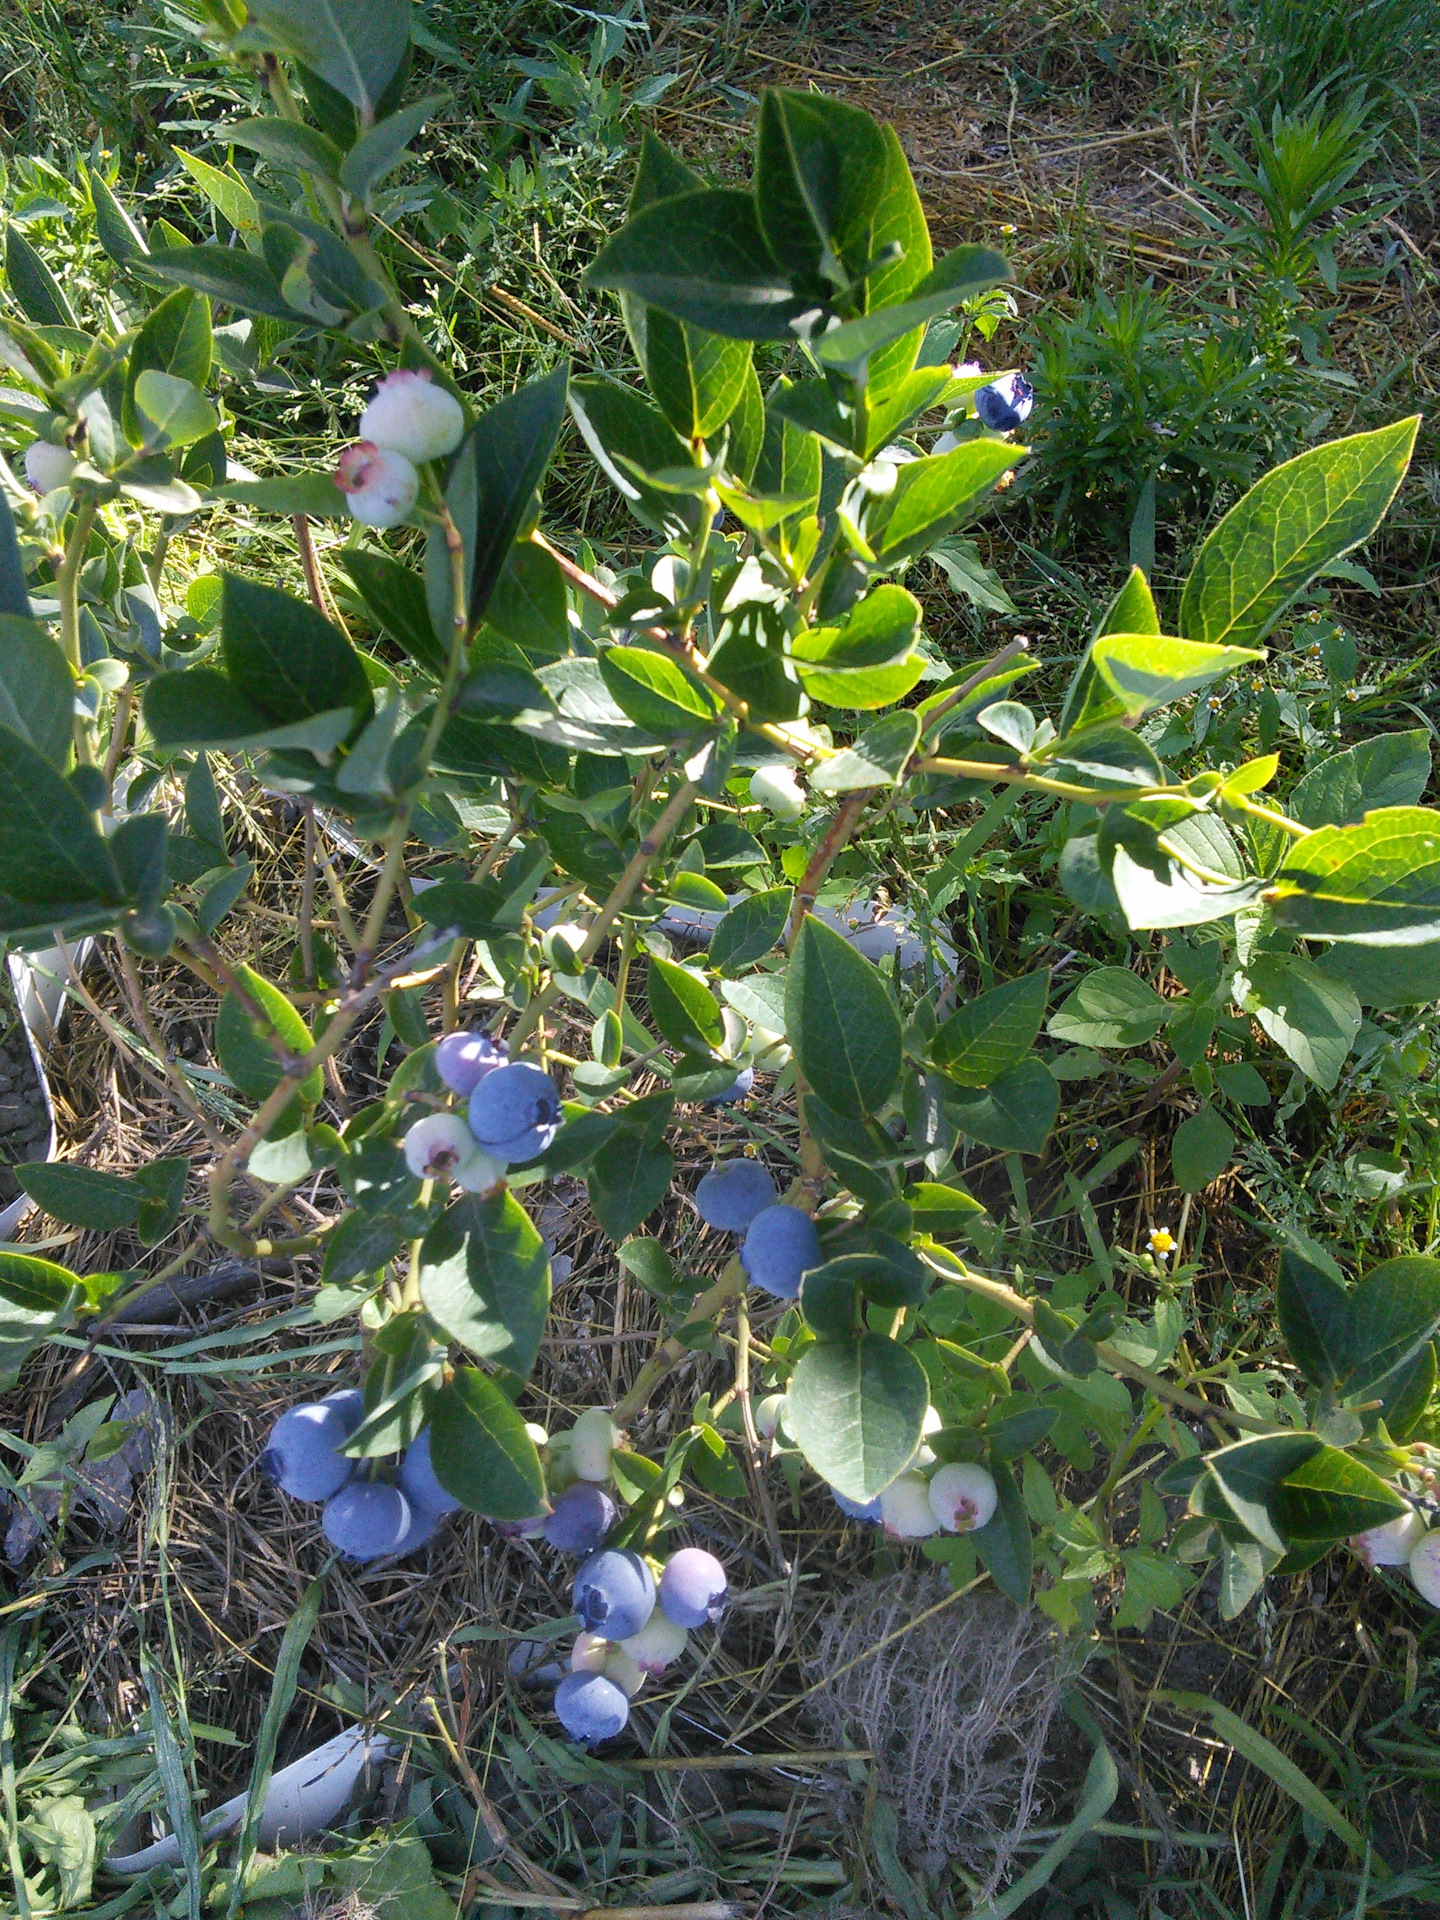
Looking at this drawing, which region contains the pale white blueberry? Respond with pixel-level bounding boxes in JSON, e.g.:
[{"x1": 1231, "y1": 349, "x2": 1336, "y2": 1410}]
[
  {"x1": 749, "y1": 764, "x2": 806, "y2": 822},
  {"x1": 1350, "y1": 1506, "x2": 1426, "y2": 1568},
  {"x1": 402, "y1": 1111, "x2": 503, "y2": 1192},
  {"x1": 927, "y1": 1462, "x2": 998, "y2": 1534},
  {"x1": 569, "y1": 1407, "x2": 620, "y2": 1483},
  {"x1": 879, "y1": 1472, "x2": 940, "y2": 1539},
  {"x1": 571, "y1": 1633, "x2": 643, "y2": 1697},
  {"x1": 1409, "y1": 1528, "x2": 1440, "y2": 1606},
  {"x1": 334, "y1": 440, "x2": 420, "y2": 528},
  {"x1": 23, "y1": 440, "x2": 76, "y2": 493},
  {"x1": 622, "y1": 1609, "x2": 689, "y2": 1675},
  {"x1": 554, "y1": 1669, "x2": 630, "y2": 1745},
  {"x1": 754, "y1": 1393, "x2": 788, "y2": 1443},
  {"x1": 359, "y1": 367, "x2": 465, "y2": 464},
  {"x1": 658, "y1": 1547, "x2": 728, "y2": 1628},
  {"x1": 907, "y1": 1406, "x2": 944, "y2": 1473}
]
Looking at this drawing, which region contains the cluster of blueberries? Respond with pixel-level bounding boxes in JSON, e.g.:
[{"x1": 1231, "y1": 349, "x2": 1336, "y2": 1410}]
[
  {"x1": 260, "y1": 1390, "x2": 461, "y2": 1560},
  {"x1": 403, "y1": 1029, "x2": 562, "y2": 1192},
  {"x1": 693, "y1": 1158, "x2": 820, "y2": 1300}
]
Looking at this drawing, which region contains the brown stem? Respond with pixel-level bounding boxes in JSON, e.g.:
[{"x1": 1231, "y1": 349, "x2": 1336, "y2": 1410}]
[
  {"x1": 298, "y1": 804, "x2": 318, "y2": 990},
  {"x1": 292, "y1": 513, "x2": 350, "y2": 636},
  {"x1": 919, "y1": 633, "x2": 1031, "y2": 736}
]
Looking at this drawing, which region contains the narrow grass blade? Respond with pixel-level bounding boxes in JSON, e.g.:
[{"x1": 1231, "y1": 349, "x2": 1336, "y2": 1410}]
[{"x1": 1158, "y1": 1690, "x2": 1365, "y2": 1853}]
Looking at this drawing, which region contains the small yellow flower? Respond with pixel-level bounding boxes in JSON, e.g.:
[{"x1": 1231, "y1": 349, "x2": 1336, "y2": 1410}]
[
  {"x1": 999, "y1": 222, "x2": 1018, "y2": 236},
  {"x1": 1085, "y1": 1134, "x2": 1099, "y2": 1152},
  {"x1": 1147, "y1": 1227, "x2": 1176, "y2": 1259}
]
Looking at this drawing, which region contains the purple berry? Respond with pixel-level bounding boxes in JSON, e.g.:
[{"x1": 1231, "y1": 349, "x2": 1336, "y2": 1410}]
[
  {"x1": 468, "y1": 1061, "x2": 563, "y2": 1165},
  {"x1": 398, "y1": 1427, "x2": 461, "y2": 1518},
  {"x1": 741, "y1": 1204, "x2": 821, "y2": 1300},
  {"x1": 321, "y1": 1481, "x2": 415, "y2": 1562},
  {"x1": 554, "y1": 1670, "x2": 630, "y2": 1745},
  {"x1": 434, "y1": 1029, "x2": 507, "y2": 1096},
  {"x1": 543, "y1": 1482, "x2": 616, "y2": 1554},
  {"x1": 695, "y1": 1160, "x2": 777, "y2": 1233},
  {"x1": 261, "y1": 1398, "x2": 363, "y2": 1502},
  {"x1": 974, "y1": 372, "x2": 1033, "y2": 433},
  {"x1": 658, "y1": 1547, "x2": 728, "y2": 1629},
  {"x1": 573, "y1": 1548, "x2": 655, "y2": 1641},
  {"x1": 832, "y1": 1487, "x2": 882, "y2": 1524},
  {"x1": 702, "y1": 1065, "x2": 754, "y2": 1107}
]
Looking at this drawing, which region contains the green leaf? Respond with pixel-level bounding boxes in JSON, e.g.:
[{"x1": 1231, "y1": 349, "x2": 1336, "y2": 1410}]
[
  {"x1": 5, "y1": 225, "x2": 75, "y2": 327},
  {"x1": 0, "y1": 492, "x2": 30, "y2": 621},
  {"x1": 226, "y1": 115, "x2": 343, "y2": 181},
  {"x1": 1314, "y1": 940, "x2": 1440, "y2": 1010},
  {"x1": 1266, "y1": 807, "x2": 1440, "y2": 945},
  {"x1": 124, "y1": 288, "x2": 212, "y2": 443},
  {"x1": 1171, "y1": 1105, "x2": 1234, "y2": 1193},
  {"x1": 220, "y1": 572, "x2": 373, "y2": 732},
  {"x1": 132, "y1": 371, "x2": 216, "y2": 450},
  {"x1": 588, "y1": 1134, "x2": 674, "y2": 1241},
  {"x1": 1179, "y1": 418, "x2": 1420, "y2": 651},
  {"x1": 1158, "y1": 1692, "x2": 1365, "y2": 1854},
  {"x1": 245, "y1": 0, "x2": 412, "y2": 119},
  {"x1": 0, "y1": 1250, "x2": 79, "y2": 1315},
  {"x1": 147, "y1": 246, "x2": 296, "y2": 321},
  {"x1": 339, "y1": 94, "x2": 447, "y2": 200},
  {"x1": 786, "y1": 1331, "x2": 929, "y2": 1503},
  {"x1": 785, "y1": 914, "x2": 902, "y2": 1116},
  {"x1": 792, "y1": 584, "x2": 921, "y2": 669},
  {"x1": 0, "y1": 616, "x2": 72, "y2": 768},
  {"x1": 640, "y1": 307, "x2": 754, "y2": 441},
  {"x1": 932, "y1": 970, "x2": 1049, "y2": 1088},
  {"x1": 796, "y1": 655, "x2": 927, "y2": 711},
  {"x1": 418, "y1": 1189, "x2": 551, "y2": 1375},
  {"x1": 647, "y1": 953, "x2": 724, "y2": 1055},
  {"x1": 485, "y1": 542, "x2": 569, "y2": 661},
  {"x1": 1346, "y1": 1255, "x2": 1440, "y2": 1397},
  {"x1": 709, "y1": 886, "x2": 792, "y2": 975},
  {"x1": 15, "y1": 1163, "x2": 140, "y2": 1232},
  {"x1": 568, "y1": 376, "x2": 703, "y2": 540},
  {"x1": 1238, "y1": 954, "x2": 1359, "y2": 1090},
  {"x1": 87, "y1": 165, "x2": 150, "y2": 267},
  {"x1": 810, "y1": 709, "x2": 920, "y2": 792},
  {"x1": 444, "y1": 367, "x2": 568, "y2": 632},
  {"x1": 1089, "y1": 632, "x2": 1264, "y2": 720},
  {"x1": 1273, "y1": 1445, "x2": 1408, "y2": 1543},
  {"x1": 341, "y1": 550, "x2": 446, "y2": 678},
  {"x1": 586, "y1": 187, "x2": 808, "y2": 342},
  {"x1": 868, "y1": 439, "x2": 1021, "y2": 564},
  {"x1": 143, "y1": 669, "x2": 356, "y2": 756},
  {"x1": 943, "y1": 1059, "x2": 1058, "y2": 1155},
  {"x1": 1200, "y1": 1433, "x2": 1320, "y2": 1554},
  {"x1": 175, "y1": 149, "x2": 259, "y2": 233},
  {"x1": 599, "y1": 646, "x2": 719, "y2": 736},
  {"x1": 813, "y1": 245, "x2": 1012, "y2": 375},
  {"x1": 1059, "y1": 566, "x2": 1160, "y2": 737},
  {"x1": 212, "y1": 474, "x2": 349, "y2": 517},
  {"x1": 214, "y1": 964, "x2": 321, "y2": 1137},
  {"x1": 428, "y1": 1368, "x2": 547, "y2": 1521},
  {"x1": 1277, "y1": 1248, "x2": 1352, "y2": 1388},
  {"x1": 970, "y1": 1460, "x2": 1033, "y2": 1605},
  {"x1": 1289, "y1": 730, "x2": 1431, "y2": 830},
  {"x1": 0, "y1": 728, "x2": 122, "y2": 910},
  {"x1": 1047, "y1": 967, "x2": 1167, "y2": 1049}
]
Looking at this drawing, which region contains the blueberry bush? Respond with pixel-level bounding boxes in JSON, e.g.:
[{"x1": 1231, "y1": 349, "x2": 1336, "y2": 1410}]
[{"x1": 2, "y1": 0, "x2": 1440, "y2": 1809}]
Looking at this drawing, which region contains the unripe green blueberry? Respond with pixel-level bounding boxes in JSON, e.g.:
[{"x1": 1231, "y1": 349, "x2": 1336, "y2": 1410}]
[
  {"x1": 571, "y1": 1632, "x2": 644, "y2": 1697},
  {"x1": 24, "y1": 440, "x2": 76, "y2": 493},
  {"x1": 1350, "y1": 1506, "x2": 1425, "y2": 1568},
  {"x1": 119, "y1": 905, "x2": 177, "y2": 958},
  {"x1": 403, "y1": 1111, "x2": 501, "y2": 1192},
  {"x1": 749, "y1": 764, "x2": 805, "y2": 822},
  {"x1": 927, "y1": 1462, "x2": 998, "y2": 1534},
  {"x1": 570, "y1": 1407, "x2": 620, "y2": 1483},
  {"x1": 1408, "y1": 1527, "x2": 1440, "y2": 1606},
  {"x1": 879, "y1": 1472, "x2": 939, "y2": 1539},
  {"x1": 360, "y1": 368, "x2": 465, "y2": 464},
  {"x1": 334, "y1": 441, "x2": 419, "y2": 528},
  {"x1": 622, "y1": 1610, "x2": 688, "y2": 1675}
]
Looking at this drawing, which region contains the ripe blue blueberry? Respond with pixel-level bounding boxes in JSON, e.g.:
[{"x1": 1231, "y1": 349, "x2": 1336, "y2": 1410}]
[
  {"x1": 553, "y1": 1669, "x2": 630, "y2": 1745},
  {"x1": 741, "y1": 1204, "x2": 821, "y2": 1300},
  {"x1": 398, "y1": 1427, "x2": 461, "y2": 1518},
  {"x1": 658, "y1": 1547, "x2": 728, "y2": 1629},
  {"x1": 573, "y1": 1548, "x2": 655, "y2": 1641},
  {"x1": 702, "y1": 1065, "x2": 754, "y2": 1107},
  {"x1": 974, "y1": 372, "x2": 1033, "y2": 433},
  {"x1": 321, "y1": 1481, "x2": 415, "y2": 1562},
  {"x1": 434, "y1": 1029, "x2": 507, "y2": 1097},
  {"x1": 695, "y1": 1160, "x2": 777, "y2": 1233},
  {"x1": 509, "y1": 1640, "x2": 566, "y2": 1689},
  {"x1": 261, "y1": 1397, "x2": 363, "y2": 1502},
  {"x1": 468, "y1": 1061, "x2": 563, "y2": 1165},
  {"x1": 832, "y1": 1487, "x2": 883, "y2": 1524},
  {"x1": 391, "y1": 1499, "x2": 446, "y2": 1556},
  {"x1": 543, "y1": 1481, "x2": 616, "y2": 1554}
]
